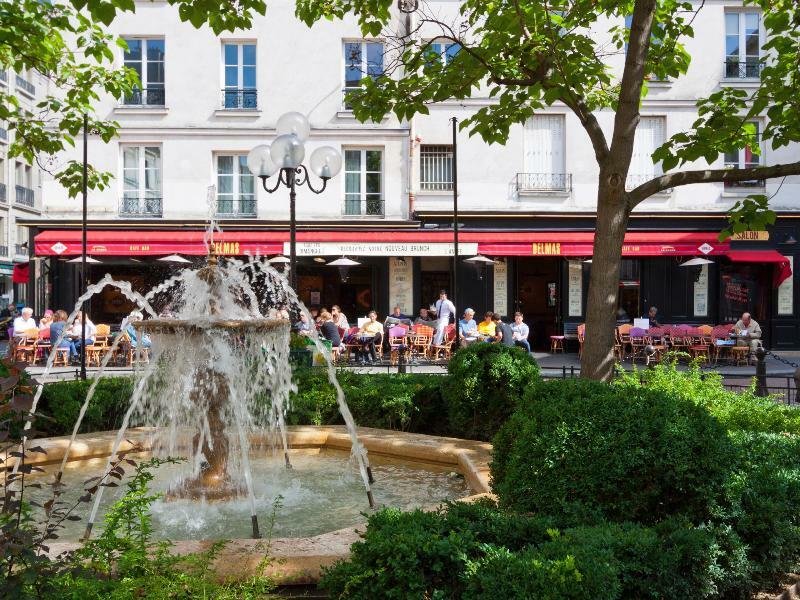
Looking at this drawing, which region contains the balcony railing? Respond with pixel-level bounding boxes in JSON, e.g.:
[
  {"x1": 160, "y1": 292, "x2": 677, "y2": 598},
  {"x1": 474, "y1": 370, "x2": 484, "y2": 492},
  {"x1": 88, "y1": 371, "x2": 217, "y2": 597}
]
[
  {"x1": 221, "y1": 88, "x2": 257, "y2": 110},
  {"x1": 0, "y1": 245, "x2": 8, "y2": 257},
  {"x1": 0, "y1": 71, "x2": 7, "y2": 84},
  {"x1": 516, "y1": 172, "x2": 572, "y2": 193},
  {"x1": 724, "y1": 178, "x2": 765, "y2": 190},
  {"x1": 0, "y1": 128, "x2": 7, "y2": 141},
  {"x1": 15, "y1": 185, "x2": 34, "y2": 207},
  {"x1": 123, "y1": 87, "x2": 166, "y2": 106},
  {"x1": 0, "y1": 183, "x2": 6, "y2": 203},
  {"x1": 14, "y1": 244, "x2": 27, "y2": 257},
  {"x1": 724, "y1": 59, "x2": 762, "y2": 79},
  {"x1": 344, "y1": 197, "x2": 385, "y2": 217},
  {"x1": 119, "y1": 196, "x2": 163, "y2": 217},
  {"x1": 15, "y1": 75, "x2": 35, "y2": 96},
  {"x1": 625, "y1": 173, "x2": 672, "y2": 192},
  {"x1": 216, "y1": 197, "x2": 257, "y2": 218}
]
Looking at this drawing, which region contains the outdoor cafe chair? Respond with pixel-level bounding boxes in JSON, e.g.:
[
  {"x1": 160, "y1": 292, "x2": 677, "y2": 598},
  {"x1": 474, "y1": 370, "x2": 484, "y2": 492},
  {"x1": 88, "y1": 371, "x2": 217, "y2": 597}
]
[
  {"x1": 628, "y1": 327, "x2": 647, "y2": 363},
  {"x1": 387, "y1": 326, "x2": 410, "y2": 365},
  {"x1": 431, "y1": 324, "x2": 456, "y2": 362},
  {"x1": 343, "y1": 326, "x2": 362, "y2": 362},
  {"x1": 13, "y1": 328, "x2": 39, "y2": 364},
  {"x1": 410, "y1": 324, "x2": 434, "y2": 360}
]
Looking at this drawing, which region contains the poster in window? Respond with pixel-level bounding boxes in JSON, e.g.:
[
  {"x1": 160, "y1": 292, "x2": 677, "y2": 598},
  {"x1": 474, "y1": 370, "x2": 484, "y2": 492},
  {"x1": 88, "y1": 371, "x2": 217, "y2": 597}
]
[
  {"x1": 494, "y1": 259, "x2": 508, "y2": 316},
  {"x1": 568, "y1": 261, "x2": 583, "y2": 317},
  {"x1": 547, "y1": 282, "x2": 557, "y2": 307},
  {"x1": 693, "y1": 264, "x2": 708, "y2": 317},
  {"x1": 720, "y1": 272, "x2": 756, "y2": 323},
  {"x1": 778, "y1": 256, "x2": 794, "y2": 315},
  {"x1": 389, "y1": 257, "x2": 413, "y2": 315}
]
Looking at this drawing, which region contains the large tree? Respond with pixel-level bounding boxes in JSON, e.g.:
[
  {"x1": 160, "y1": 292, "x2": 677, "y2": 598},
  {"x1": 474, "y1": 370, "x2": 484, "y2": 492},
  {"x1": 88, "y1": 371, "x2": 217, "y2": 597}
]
[
  {"x1": 295, "y1": 0, "x2": 800, "y2": 380},
  {"x1": 0, "y1": 0, "x2": 269, "y2": 197}
]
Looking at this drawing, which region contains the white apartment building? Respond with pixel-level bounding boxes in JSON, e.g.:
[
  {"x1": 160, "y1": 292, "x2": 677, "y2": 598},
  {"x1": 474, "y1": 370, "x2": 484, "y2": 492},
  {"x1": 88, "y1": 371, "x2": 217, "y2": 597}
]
[{"x1": 27, "y1": 0, "x2": 800, "y2": 350}]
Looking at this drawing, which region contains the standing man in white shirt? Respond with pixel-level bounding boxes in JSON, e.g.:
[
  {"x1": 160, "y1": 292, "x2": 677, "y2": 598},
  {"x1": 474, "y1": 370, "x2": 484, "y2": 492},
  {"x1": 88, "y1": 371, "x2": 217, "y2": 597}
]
[
  {"x1": 433, "y1": 290, "x2": 455, "y2": 345},
  {"x1": 13, "y1": 307, "x2": 37, "y2": 336}
]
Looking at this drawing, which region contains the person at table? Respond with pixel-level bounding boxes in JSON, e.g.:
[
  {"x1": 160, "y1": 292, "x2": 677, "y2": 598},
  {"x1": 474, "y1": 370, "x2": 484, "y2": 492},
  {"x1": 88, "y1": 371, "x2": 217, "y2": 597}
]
[
  {"x1": 648, "y1": 306, "x2": 662, "y2": 328},
  {"x1": 477, "y1": 311, "x2": 496, "y2": 339},
  {"x1": 356, "y1": 310, "x2": 383, "y2": 364},
  {"x1": 459, "y1": 308, "x2": 479, "y2": 347},
  {"x1": 433, "y1": 290, "x2": 456, "y2": 345},
  {"x1": 331, "y1": 305, "x2": 349, "y2": 330},
  {"x1": 69, "y1": 310, "x2": 97, "y2": 361},
  {"x1": 415, "y1": 307, "x2": 438, "y2": 328},
  {"x1": 493, "y1": 313, "x2": 516, "y2": 347},
  {"x1": 50, "y1": 309, "x2": 77, "y2": 359},
  {"x1": 318, "y1": 310, "x2": 342, "y2": 349},
  {"x1": 293, "y1": 312, "x2": 312, "y2": 336},
  {"x1": 38, "y1": 309, "x2": 54, "y2": 340},
  {"x1": 734, "y1": 312, "x2": 763, "y2": 358},
  {"x1": 125, "y1": 311, "x2": 151, "y2": 350},
  {"x1": 13, "y1": 307, "x2": 37, "y2": 336},
  {"x1": 511, "y1": 312, "x2": 531, "y2": 352},
  {"x1": 385, "y1": 306, "x2": 413, "y2": 326}
]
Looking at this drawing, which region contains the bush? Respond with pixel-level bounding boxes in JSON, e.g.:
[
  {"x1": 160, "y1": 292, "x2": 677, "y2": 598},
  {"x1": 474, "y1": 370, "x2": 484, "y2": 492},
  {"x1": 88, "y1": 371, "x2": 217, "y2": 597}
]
[
  {"x1": 39, "y1": 377, "x2": 133, "y2": 436},
  {"x1": 442, "y1": 343, "x2": 540, "y2": 440},
  {"x1": 491, "y1": 378, "x2": 734, "y2": 526}
]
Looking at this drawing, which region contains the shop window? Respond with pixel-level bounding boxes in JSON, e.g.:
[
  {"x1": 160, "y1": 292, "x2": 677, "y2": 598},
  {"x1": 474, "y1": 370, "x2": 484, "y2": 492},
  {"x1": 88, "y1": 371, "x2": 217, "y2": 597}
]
[
  {"x1": 617, "y1": 259, "x2": 640, "y2": 323},
  {"x1": 420, "y1": 145, "x2": 453, "y2": 191}
]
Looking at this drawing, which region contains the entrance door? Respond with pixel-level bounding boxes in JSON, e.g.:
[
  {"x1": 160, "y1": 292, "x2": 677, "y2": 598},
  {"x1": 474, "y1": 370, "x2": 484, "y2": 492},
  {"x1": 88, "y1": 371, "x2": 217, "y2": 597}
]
[
  {"x1": 515, "y1": 258, "x2": 560, "y2": 350},
  {"x1": 719, "y1": 262, "x2": 772, "y2": 345}
]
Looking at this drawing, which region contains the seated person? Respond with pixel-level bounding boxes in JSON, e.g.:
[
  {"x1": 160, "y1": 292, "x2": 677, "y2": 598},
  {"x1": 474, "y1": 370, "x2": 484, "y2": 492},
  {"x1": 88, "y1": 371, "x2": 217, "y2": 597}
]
[
  {"x1": 384, "y1": 306, "x2": 413, "y2": 326},
  {"x1": 38, "y1": 310, "x2": 54, "y2": 341},
  {"x1": 318, "y1": 310, "x2": 341, "y2": 348},
  {"x1": 13, "y1": 307, "x2": 37, "y2": 336},
  {"x1": 511, "y1": 312, "x2": 531, "y2": 352},
  {"x1": 331, "y1": 305, "x2": 349, "y2": 330},
  {"x1": 69, "y1": 311, "x2": 97, "y2": 362},
  {"x1": 414, "y1": 307, "x2": 438, "y2": 328},
  {"x1": 50, "y1": 309, "x2": 77, "y2": 358},
  {"x1": 356, "y1": 310, "x2": 383, "y2": 364},
  {"x1": 293, "y1": 312, "x2": 312, "y2": 336},
  {"x1": 477, "y1": 311, "x2": 496, "y2": 339},
  {"x1": 125, "y1": 311, "x2": 151, "y2": 349},
  {"x1": 458, "y1": 308, "x2": 479, "y2": 346},
  {"x1": 647, "y1": 306, "x2": 661, "y2": 328},
  {"x1": 734, "y1": 312, "x2": 762, "y2": 358},
  {"x1": 493, "y1": 313, "x2": 515, "y2": 347}
]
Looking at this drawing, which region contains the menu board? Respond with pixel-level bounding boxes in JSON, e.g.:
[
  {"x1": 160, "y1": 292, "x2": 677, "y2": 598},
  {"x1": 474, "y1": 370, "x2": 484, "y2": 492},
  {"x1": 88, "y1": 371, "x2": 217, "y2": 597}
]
[
  {"x1": 568, "y1": 261, "x2": 583, "y2": 317},
  {"x1": 388, "y1": 257, "x2": 413, "y2": 315},
  {"x1": 778, "y1": 256, "x2": 794, "y2": 315},
  {"x1": 494, "y1": 260, "x2": 508, "y2": 316},
  {"x1": 693, "y1": 264, "x2": 708, "y2": 317}
]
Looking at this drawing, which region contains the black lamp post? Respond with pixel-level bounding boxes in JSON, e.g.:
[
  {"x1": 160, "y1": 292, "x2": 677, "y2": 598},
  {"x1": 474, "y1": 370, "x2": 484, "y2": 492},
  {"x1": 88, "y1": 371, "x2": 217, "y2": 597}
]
[
  {"x1": 80, "y1": 113, "x2": 88, "y2": 380},
  {"x1": 247, "y1": 113, "x2": 342, "y2": 290}
]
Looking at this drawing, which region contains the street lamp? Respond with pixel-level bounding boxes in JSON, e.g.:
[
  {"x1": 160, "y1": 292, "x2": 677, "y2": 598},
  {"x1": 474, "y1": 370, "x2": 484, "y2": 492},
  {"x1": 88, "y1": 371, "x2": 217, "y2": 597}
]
[{"x1": 247, "y1": 112, "x2": 342, "y2": 290}]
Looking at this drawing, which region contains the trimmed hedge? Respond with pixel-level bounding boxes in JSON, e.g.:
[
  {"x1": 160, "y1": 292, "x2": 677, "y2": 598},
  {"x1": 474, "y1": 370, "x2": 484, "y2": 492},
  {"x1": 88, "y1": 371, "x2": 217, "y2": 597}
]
[{"x1": 37, "y1": 377, "x2": 134, "y2": 437}]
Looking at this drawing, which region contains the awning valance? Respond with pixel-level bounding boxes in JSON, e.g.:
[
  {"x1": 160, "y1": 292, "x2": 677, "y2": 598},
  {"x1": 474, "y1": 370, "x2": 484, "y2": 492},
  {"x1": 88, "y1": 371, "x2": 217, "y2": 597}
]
[{"x1": 726, "y1": 250, "x2": 793, "y2": 287}]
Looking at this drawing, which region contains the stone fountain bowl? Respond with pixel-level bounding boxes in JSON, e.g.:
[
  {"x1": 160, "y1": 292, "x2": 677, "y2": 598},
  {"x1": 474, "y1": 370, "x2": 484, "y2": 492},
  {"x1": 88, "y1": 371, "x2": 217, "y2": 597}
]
[
  {"x1": 17, "y1": 426, "x2": 493, "y2": 585},
  {"x1": 135, "y1": 318, "x2": 290, "y2": 334}
]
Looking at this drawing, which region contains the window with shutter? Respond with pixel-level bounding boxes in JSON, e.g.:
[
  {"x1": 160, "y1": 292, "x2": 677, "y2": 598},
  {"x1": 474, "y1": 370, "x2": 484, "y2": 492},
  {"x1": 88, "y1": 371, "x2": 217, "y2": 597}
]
[{"x1": 627, "y1": 116, "x2": 665, "y2": 191}]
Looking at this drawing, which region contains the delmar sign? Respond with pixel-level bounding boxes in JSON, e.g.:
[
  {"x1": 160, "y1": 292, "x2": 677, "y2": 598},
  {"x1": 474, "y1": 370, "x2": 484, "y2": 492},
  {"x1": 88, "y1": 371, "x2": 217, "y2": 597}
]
[
  {"x1": 731, "y1": 231, "x2": 770, "y2": 241},
  {"x1": 284, "y1": 242, "x2": 478, "y2": 256}
]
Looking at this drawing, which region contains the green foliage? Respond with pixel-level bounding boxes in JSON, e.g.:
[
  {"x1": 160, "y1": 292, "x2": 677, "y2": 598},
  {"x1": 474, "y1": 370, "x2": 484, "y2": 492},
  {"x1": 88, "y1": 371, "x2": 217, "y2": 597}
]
[
  {"x1": 442, "y1": 344, "x2": 540, "y2": 441},
  {"x1": 38, "y1": 377, "x2": 133, "y2": 436},
  {"x1": 491, "y1": 378, "x2": 733, "y2": 526}
]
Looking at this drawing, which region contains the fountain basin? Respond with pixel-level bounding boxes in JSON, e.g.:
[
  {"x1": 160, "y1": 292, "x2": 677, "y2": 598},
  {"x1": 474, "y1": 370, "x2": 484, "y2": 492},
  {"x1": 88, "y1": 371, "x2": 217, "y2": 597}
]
[{"x1": 18, "y1": 426, "x2": 493, "y2": 584}]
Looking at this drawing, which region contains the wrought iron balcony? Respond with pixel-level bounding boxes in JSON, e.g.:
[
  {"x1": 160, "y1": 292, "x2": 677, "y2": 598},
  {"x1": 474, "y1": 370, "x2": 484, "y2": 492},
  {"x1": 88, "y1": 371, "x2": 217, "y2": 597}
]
[
  {"x1": 221, "y1": 88, "x2": 257, "y2": 110},
  {"x1": 15, "y1": 75, "x2": 35, "y2": 96},
  {"x1": 343, "y1": 197, "x2": 385, "y2": 217},
  {"x1": 724, "y1": 59, "x2": 762, "y2": 79},
  {"x1": 625, "y1": 173, "x2": 673, "y2": 192},
  {"x1": 216, "y1": 197, "x2": 257, "y2": 218},
  {"x1": 724, "y1": 178, "x2": 765, "y2": 189},
  {"x1": 14, "y1": 244, "x2": 27, "y2": 257},
  {"x1": 0, "y1": 183, "x2": 6, "y2": 203},
  {"x1": 0, "y1": 71, "x2": 7, "y2": 84},
  {"x1": 119, "y1": 196, "x2": 163, "y2": 217},
  {"x1": 516, "y1": 172, "x2": 572, "y2": 193},
  {"x1": 0, "y1": 245, "x2": 8, "y2": 257},
  {"x1": 15, "y1": 185, "x2": 34, "y2": 207},
  {"x1": 123, "y1": 87, "x2": 166, "y2": 106}
]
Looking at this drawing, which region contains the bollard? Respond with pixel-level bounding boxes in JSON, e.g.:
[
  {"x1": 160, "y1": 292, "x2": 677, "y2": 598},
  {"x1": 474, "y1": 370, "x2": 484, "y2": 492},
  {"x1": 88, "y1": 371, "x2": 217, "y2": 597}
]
[
  {"x1": 645, "y1": 345, "x2": 656, "y2": 368},
  {"x1": 398, "y1": 345, "x2": 407, "y2": 374},
  {"x1": 755, "y1": 347, "x2": 768, "y2": 397}
]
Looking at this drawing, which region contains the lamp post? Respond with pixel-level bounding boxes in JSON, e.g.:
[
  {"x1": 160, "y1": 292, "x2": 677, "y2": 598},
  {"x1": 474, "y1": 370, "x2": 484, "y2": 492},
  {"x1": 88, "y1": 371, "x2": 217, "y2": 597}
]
[
  {"x1": 247, "y1": 113, "x2": 342, "y2": 290},
  {"x1": 80, "y1": 113, "x2": 88, "y2": 381}
]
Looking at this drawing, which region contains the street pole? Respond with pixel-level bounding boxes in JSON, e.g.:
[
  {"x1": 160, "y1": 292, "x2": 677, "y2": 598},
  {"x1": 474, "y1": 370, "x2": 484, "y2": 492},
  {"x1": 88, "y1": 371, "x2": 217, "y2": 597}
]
[
  {"x1": 288, "y1": 169, "x2": 297, "y2": 291},
  {"x1": 451, "y1": 117, "x2": 459, "y2": 340},
  {"x1": 80, "y1": 114, "x2": 88, "y2": 381}
]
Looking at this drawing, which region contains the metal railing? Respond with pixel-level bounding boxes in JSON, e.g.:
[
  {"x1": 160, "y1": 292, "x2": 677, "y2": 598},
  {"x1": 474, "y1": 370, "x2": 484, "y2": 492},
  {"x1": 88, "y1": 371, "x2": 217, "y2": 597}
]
[
  {"x1": 15, "y1": 75, "x2": 35, "y2": 96},
  {"x1": 123, "y1": 87, "x2": 166, "y2": 106},
  {"x1": 15, "y1": 185, "x2": 34, "y2": 207},
  {"x1": 14, "y1": 243, "x2": 27, "y2": 257},
  {"x1": 0, "y1": 71, "x2": 7, "y2": 84},
  {"x1": 724, "y1": 178, "x2": 765, "y2": 189},
  {"x1": 0, "y1": 183, "x2": 6, "y2": 203},
  {"x1": 119, "y1": 196, "x2": 163, "y2": 217},
  {"x1": 216, "y1": 197, "x2": 257, "y2": 218},
  {"x1": 344, "y1": 197, "x2": 385, "y2": 217},
  {"x1": 420, "y1": 145, "x2": 454, "y2": 191},
  {"x1": 0, "y1": 245, "x2": 8, "y2": 257},
  {"x1": 625, "y1": 173, "x2": 671, "y2": 192},
  {"x1": 724, "y1": 59, "x2": 762, "y2": 79},
  {"x1": 0, "y1": 128, "x2": 7, "y2": 141},
  {"x1": 516, "y1": 172, "x2": 572, "y2": 193},
  {"x1": 221, "y1": 88, "x2": 257, "y2": 110}
]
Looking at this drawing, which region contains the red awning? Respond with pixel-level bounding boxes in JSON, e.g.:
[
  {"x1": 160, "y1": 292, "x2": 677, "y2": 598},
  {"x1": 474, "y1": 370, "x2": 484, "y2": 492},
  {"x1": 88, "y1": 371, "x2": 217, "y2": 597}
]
[
  {"x1": 726, "y1": 250, "x2": 793, "y2": 287},
  {"x1": 12, "y1": 262, "x2": 29, "y2": 284},
  {"x1": 35, "y1": 229, "x2": 730, "y2": 258}
]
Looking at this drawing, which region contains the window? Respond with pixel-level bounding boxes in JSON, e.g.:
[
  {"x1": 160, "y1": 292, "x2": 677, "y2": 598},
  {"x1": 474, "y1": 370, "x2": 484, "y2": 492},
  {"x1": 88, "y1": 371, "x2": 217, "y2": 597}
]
[
  {"x1": 343, "y1": 41, "x2": 383, "y2": 109},
  {"x1": 521, "y1": 115, "x2": 568, "y2": 191},
  {"x1": 216, "y1": 155, "x2": 255, "y2": 217},
  {"x1": 15, "y1": 225, "x2": 27, "y2": 256},
  {"x1": 425, "y1": 40, "x2": 460, "y2": 65},
  {"x1": 624, "y1": 15, "x2": 663, "y2": 80},
  {"x1": 724, "y1": 121, "x2": 763, "y2": 188},
  {"x1": 627, "y1": 116, "x2": 665, "y2": 190},
  {"x1": 121, "y1": 146, "x2": 162, "y2": 216},
  {"x1": 222, "y1": 43, "x2": 256, "y2": 109},
  {"x1": 344, "y1": 149, "x2": 383, "y2": 216},
  {"x1": 725, "y1": 12, "x2": 761, "y2": 78},
  {"x1": 420, "y1": 145, "x2": 453, "y2": 191},
  {"x1": 123, "y1": 38, "x2": 165, "y2": 105}
]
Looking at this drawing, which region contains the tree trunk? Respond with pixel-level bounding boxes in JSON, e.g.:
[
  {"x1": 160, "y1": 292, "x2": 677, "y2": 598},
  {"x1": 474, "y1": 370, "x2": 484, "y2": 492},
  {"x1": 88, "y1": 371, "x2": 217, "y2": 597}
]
[{"x1": 580, "y1": 180, "x2": 631, "y2": 381}]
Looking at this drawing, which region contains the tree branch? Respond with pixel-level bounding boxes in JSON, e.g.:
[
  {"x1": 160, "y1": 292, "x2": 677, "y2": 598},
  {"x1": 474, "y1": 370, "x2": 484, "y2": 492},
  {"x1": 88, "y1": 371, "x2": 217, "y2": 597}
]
[{"x1": 627, "y1": 162, "x2": 800, "y2": 207}]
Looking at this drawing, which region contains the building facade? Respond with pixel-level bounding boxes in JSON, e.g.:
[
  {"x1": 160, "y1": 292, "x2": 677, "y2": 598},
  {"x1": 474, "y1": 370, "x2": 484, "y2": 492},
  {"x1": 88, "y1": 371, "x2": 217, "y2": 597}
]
[{"x1": 26, "y1": 0, "x2": 800, "y2": 349}]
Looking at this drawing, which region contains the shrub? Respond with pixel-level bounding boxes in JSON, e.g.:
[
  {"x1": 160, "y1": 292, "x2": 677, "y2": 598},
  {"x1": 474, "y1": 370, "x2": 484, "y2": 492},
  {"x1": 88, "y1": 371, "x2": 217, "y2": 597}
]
[
  {"x1": 491, "y1": 378, "x2": 734, "y2": 526},
  {"x1": 442, "y1": 343, "x2": 539, "y2": 440},
  {"x1": 39, "y1": 377, "x2": 133, "y2": 436}
]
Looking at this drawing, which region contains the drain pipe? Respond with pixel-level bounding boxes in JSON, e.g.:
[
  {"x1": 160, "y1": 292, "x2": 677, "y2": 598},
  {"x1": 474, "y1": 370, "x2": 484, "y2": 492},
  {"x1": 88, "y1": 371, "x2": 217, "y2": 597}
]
[{"x1": 404, "y1": 6, "x2": 416, "y2": 220}]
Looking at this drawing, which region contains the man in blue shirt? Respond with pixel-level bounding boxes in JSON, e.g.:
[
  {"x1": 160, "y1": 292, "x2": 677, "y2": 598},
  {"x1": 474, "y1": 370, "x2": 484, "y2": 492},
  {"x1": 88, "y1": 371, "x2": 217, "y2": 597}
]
[
  {"x1": 511, "y1": 312, "x2": 531, "y2": 352},
  {"x1": 458, "y1": 308, "x2": 479, "y2": 347}
]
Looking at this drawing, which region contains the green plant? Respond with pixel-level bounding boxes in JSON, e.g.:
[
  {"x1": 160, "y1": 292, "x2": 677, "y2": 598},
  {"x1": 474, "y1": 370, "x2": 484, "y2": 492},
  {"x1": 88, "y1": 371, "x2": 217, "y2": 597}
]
[
  {"x1": 491, "y1": 378, "x2": 734, "y2": 526},
  {"x1": 442, "y1": 343, "x2": 539, "y2": 440},
  {"x1": 38, "y1": 377, "x2": 133, "y2": 437}
]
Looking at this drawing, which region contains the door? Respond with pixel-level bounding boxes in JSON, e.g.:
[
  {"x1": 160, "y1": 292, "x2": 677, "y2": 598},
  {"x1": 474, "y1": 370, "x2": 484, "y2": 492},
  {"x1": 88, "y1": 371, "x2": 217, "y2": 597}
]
[{"x1": 515, "y1": 257, "x2": 560, "y2": 350}]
